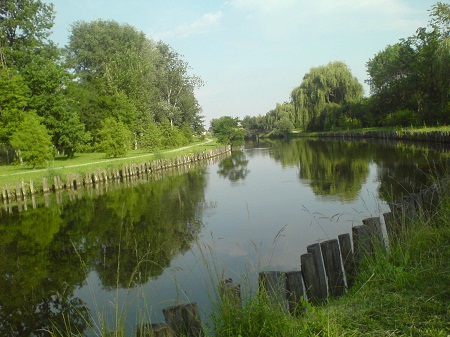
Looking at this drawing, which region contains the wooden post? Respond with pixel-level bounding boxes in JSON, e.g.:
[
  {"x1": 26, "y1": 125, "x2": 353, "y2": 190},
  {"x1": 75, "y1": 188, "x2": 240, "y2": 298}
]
[
  {"x1": 15, "y1": 182, "x2": 21, "y2": 201},
  {"x1": 31, "y1": 194, "x2": 37, "y2": 209},
  {"x1": 307, "y1": 243, "x2": 328, "y2": 299},
  {"x1": 362, "y1": 217, "x2": 385, "y2": 249},
  {"x1": 285, "y1": 271, "x2": 306, "y2": 315},
  {"x1": 44, "y1": 192, "x2": 50, "y2": 207},
  {"x1": 338, "y1": 233, "x2": 355, "y2": 287},
  {"x1": 2, "y1": 186, "x2": 7, "y2": 203},
  {"x1": 258, "y1": 271, "x2": 288, "y2": 310},
  {"x1": 320, "y1": 239, "x2": 345, "y2": 297},
  {"x1": 42, "y1": 178, "x2": 50, "y2": 193},
  {"x1": 352, "y1": 225, "x2": 373, "y2": 263},
  {"x1": 136, "y1": 323, "x2": 175, "y2": 337},
  {"x1": 162, "y1": 303, "x2": 204, "y2": 337},
  {"x1": 21, "y1": 180, "x2": 27, "y2": 197},
  {"x1": 301, "y1": 253, "x2": 322, "y2": 303},
  {"x1": 29, "y1": 179, "x2": 35, "y2": 195}
]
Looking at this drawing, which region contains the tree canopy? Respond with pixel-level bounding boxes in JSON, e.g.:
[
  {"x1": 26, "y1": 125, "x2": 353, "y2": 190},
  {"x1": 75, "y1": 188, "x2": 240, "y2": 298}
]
[
  {"x1": 0, "y1": 3, "x2": 205, "y2": 164},
  {"x1": 291, "y1": 61, "x2": 363, "y2": 131}
]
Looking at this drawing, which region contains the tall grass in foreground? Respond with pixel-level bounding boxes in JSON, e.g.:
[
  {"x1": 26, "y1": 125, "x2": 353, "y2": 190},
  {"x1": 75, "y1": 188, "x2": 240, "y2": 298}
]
[{"x1": 211, "y1": 182, "x2": 450, "y2": 337}]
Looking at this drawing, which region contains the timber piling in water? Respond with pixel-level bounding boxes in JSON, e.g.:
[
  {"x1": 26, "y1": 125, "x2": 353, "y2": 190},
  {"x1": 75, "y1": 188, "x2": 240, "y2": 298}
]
[{"x1": 0, "y1": 145, "x2": 232, "y2": 211}]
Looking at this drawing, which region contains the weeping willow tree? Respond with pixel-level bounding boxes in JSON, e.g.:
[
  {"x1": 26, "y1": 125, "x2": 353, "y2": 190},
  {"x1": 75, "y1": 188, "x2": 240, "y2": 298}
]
[{"x1": 291, "y1": 61, "x2": 363, "y2": 131}]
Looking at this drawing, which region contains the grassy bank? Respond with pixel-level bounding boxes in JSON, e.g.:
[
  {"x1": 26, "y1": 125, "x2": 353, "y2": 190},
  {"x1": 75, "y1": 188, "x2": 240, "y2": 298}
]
[
  {"x1": 0, "y1": 138, "x2": 221, "y2": 190},
  {"x1": 213, "y1": 182, "x2": 450, "y2": 336},
  {"x1": 291, "y1": 125, "x2": 450, "y2": 137}
]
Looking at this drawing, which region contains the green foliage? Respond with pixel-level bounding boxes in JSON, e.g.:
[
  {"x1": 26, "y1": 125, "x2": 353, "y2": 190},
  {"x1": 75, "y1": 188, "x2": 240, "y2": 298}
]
[
  {"x1": 141, "y1": 121, "x2": 162, "y2": 150},
  {"x1": 211, "y1": 116, "x2": 246, "y2": 147},
  {"x1": 0, "y1": 67, "x2": 30, "y2": 144},
  {"x1": 366, "y1": 2, "x2": 450, "y2": 126},
  {"x1": 154, "y1": 42, "x2": 204, "y2": 129},
  {"x1": 273, "y1": 117, "x2": 294, "y2": 137},
  {"x1": 291, "y1": 61, "x2": 363, "y2": 131},
  {"x1": 65, "y1": 20, "x2": 204, "y2": 149},
  {"x1": 0, "y1": 0, "x2": 55, "y2": 67},
  {"x1": 382, "y1": 109, "x2": 419, "y2": 127},
  {"x1": 97, "y1": 118, "x2": 132, "y2": 158},
  {"x1": 10, "y1": 113, "x2": 53, "y2": 168}
]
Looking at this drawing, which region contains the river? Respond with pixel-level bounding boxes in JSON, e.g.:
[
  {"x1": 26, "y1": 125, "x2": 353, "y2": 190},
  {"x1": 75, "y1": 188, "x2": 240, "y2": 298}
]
[{"x1": 0, "y1": 138, "x2": 448, "y2": 336}]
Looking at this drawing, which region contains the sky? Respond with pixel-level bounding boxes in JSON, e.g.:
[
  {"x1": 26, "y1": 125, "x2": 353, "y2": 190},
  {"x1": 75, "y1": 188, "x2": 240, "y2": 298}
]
[{"x1": 44, "y1": 0, "x2": 439, "y2": 126}]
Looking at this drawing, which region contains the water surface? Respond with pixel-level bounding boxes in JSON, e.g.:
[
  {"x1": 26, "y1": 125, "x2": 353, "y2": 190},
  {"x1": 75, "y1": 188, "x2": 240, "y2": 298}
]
[{"x1": 0, "y1": 138, "x2": 448, "y2": 336}]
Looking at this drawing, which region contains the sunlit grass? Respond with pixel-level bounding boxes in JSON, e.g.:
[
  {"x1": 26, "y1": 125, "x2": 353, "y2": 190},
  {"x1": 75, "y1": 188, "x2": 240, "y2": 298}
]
[{"x1": 0, "y1": 138, "x2": 221, "y2": 190}]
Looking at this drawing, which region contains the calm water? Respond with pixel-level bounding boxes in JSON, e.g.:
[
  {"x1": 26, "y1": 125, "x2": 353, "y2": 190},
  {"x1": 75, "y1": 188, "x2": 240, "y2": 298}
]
[{"x1": 0, "y1": 138, "x2": 448, "y2": 336}]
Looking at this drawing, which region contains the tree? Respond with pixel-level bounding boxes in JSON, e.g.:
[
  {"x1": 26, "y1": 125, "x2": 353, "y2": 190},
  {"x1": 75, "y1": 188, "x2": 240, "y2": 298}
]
[
  {"x1": 210, "y1": 116, "x2": 246, "y2": 148},
  {"x1": 65, "y1": 20, "x2": 158, "y2": 144},
  {"x1": 274, "y1": 117, "x2": 294, "y2": 138},
  {"x1": 366, "y1": 2, "x2": 450, "y2": 126},
  {"x1": 291, "y1": 61, "x2": 363, "y2": 131},
  {"x1": 154, "y1": 42, "x2": 204, "y2": 129},
  {"x1": 97, "y1": 118, "x2": 131, "y2": 158},
  {"x1": 10, "y1": 113, "x2": 53, "y2": 167}
]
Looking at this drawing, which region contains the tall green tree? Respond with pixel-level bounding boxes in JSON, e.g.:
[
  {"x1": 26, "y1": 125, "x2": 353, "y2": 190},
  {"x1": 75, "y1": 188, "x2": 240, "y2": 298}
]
[
  {"x1": 65, "y1": 20, "x2": 158, "y2": 145},
  {"x1": 366, "y1": 2, "x2": 450, "y2": 126},
  {"x1": 291, "y1": 61, "x2": 363, "y2": 131},
  {"x1": 155, "y1": 42, "x2": 204, "y2": 131},
  {"x1": 1, "y1": 1, "x2": 86, "y2": 155}
]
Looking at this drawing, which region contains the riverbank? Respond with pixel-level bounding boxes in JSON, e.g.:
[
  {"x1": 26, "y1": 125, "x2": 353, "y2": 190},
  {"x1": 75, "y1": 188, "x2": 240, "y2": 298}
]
[
  {"x1": 0, "y1": 138, "x2": 222, "y2": 191},
  {"x1": 291, "y1": 126, "x2": 450, "y2": 144},
  {"x1": 213, "y1": 180, "x2": 450, "y2": 336}
]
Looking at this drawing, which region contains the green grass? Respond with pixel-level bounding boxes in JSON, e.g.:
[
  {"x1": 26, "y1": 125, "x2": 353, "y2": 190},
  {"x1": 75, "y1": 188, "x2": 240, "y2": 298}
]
[
  {"x1": 212, "y1": 182, "x2": 450, "y2": 336},
  {"x1": 0, "y1": 138, "x2": 221, "y2": 190}
]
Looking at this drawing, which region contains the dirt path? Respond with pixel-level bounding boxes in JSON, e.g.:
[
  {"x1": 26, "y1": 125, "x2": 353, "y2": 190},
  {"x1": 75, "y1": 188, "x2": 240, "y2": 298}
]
[{"x1": 0, "y1": 139, "x2": 214, "y2": 178}]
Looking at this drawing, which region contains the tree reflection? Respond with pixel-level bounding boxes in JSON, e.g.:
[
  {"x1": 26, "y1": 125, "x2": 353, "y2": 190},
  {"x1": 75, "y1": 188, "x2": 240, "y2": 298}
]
[
  {"x1": 0, "y1": 167, "x2": 208, "y2": 335},
  {"x1": 372, "y1": 143, "x2": 448, "y2": 200},
  {"x1": 297, "y1": 140, "x2": 371, "y2": 201},
  {"x1": 217, "y1": 150, "x2": 250, "y2": 182},
  {"x1": 271, "y1": 139, "x2": 371, "y2": 201},
  {"x1": 0, "y1": 208, "x2": 89, "y2": 336},
  {"x1": 269, "y1": 138, "x2": 448, "y2": 202}
]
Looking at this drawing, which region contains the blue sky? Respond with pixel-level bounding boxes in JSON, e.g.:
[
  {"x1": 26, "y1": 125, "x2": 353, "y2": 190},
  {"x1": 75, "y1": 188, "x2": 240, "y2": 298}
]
[{"x1": 45, "y1": 0, "x2": 438, "y2": 126}]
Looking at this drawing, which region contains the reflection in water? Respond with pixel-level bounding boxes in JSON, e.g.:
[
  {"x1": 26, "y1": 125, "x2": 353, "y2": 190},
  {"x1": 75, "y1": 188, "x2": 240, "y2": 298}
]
[
  {"x1": 217, "y1": 150, "x2": 250, "y2": 182},
  {"x1": 0, "y1": 167, "x2": 208, "y2": 336},
  {"x1": 267, "y1": 138, "x2": 448, "y2": 201}
]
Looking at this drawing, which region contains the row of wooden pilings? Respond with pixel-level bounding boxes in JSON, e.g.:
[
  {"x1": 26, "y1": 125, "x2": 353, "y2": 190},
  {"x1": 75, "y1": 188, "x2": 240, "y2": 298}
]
[
  {"x1": 0, "y1": 146, "x2": 231, "y2": 209},
  {"x1": 316, "y1": 130, "x2": 450, "y2": 144},
  {"x1": 138, "y1": 179, "x2": 447, "y2": 337}
]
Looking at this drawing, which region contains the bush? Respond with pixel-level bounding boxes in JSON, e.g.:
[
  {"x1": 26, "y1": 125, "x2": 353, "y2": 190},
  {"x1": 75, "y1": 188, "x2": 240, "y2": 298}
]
[
  {"x1": 382, "y1": 109, "x2": 419, "y2": 127},
  {"x1": 97, "y1": 118, "x2": 132, "y2": 158},
  {"x1": 11, "y1": 113, "x2": 54, "y2": 168}
]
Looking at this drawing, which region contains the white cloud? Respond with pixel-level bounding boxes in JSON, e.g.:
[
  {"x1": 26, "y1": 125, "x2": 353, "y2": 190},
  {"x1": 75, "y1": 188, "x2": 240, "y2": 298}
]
[{"x1": 152, "y1": 11, "x2": 223, "y2": 40}]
